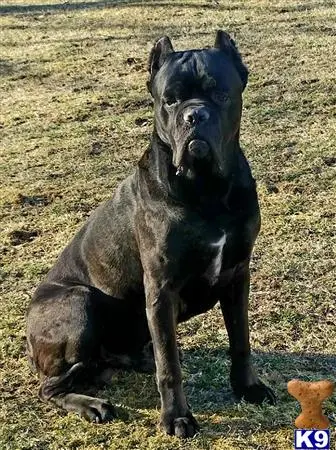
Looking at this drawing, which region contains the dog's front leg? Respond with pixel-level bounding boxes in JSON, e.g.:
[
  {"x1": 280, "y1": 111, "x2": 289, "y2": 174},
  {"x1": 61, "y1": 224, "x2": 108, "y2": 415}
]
[
  {"x1": 144, "y1": 273, "x2": 199, "y2": 438},
  {"x1": 219, "y1": 261, "x2": 276, "y2": 405}
]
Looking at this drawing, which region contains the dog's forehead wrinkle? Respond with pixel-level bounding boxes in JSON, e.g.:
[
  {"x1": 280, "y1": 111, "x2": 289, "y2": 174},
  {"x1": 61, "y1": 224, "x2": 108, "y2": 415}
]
[
  {"x1": 179, "y1": 52, "x2": 214, "y2": 82},
  {"x1": 158, "y1": 49, "x2": 240, "y2": 98},
  {"x1": 161, "y1": 66, "x2": 217, "y2": 98},
  {"x1": 178, "y1": 51, "x2": 193, "y2": 67},
  {"x1": 194, "y1": 54, "x2": 216, "y2": 88},
  {"x1": 179, "y1": 52, "x2": 236, "y2": 93}
]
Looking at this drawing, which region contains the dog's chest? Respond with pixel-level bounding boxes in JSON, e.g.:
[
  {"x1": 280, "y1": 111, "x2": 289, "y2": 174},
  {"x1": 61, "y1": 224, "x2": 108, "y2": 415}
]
[
  {"x1": 203, "y1": 231, "x2": 227, "y2": 283},
  {"x1": 177, "y1": 230, "x2": 232, "y2": 322}
]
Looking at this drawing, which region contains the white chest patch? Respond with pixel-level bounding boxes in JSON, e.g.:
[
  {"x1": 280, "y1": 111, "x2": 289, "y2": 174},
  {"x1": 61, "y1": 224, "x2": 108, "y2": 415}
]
[{"x1": 204, "y1": 232, "x2": 227, "y2": 283}]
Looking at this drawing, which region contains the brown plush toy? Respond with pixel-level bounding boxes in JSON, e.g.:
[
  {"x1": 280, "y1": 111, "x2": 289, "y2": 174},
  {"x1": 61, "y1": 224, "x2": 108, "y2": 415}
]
[{"x1": 288, "y1": 379, "x2": 334, "y2": 429}]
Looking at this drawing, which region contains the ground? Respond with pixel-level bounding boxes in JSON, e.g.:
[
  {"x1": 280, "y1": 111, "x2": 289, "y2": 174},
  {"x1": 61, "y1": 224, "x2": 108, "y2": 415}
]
[{"x1": 0, "y1": 0, "x2": 335, "y2": 449}]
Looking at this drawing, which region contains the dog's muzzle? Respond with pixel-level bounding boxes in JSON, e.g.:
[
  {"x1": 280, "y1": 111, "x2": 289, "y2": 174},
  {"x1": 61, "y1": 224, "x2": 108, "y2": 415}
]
[
  {"x1": 187, "y1": 139, "x2": 210, "y2": 160},
  {"x1": 175, "y1": 139, "x2": 212, "y2": 176}
]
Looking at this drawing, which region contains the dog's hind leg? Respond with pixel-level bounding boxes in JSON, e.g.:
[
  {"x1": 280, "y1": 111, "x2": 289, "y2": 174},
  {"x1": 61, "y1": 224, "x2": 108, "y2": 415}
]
[
  {"x1": 27, "y1": 284, "x2": 115, "y2": 422},
  {"x1": 39, "y1": 363, "x2": 115, "y2": 422}
]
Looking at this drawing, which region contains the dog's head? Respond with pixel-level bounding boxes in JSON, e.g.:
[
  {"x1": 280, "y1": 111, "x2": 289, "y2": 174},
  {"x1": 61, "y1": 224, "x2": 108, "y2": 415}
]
[{"x1": 147, "y1": 30, "x2": 248, "y2": 179}]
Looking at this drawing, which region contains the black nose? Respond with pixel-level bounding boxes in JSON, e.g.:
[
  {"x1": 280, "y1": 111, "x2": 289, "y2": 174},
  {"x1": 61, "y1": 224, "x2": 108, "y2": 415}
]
[
  {"x1": 188, "y1": 139, "x2": 210, "y2": 159},
  {"x1": 183, "y1": 106, "x2": 210, "y2": 125}
]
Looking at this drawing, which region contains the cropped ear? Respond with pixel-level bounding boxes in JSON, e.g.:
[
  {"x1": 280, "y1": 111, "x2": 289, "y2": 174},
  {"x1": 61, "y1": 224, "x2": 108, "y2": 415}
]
[
  {"x1": 147, "y1": 36, "x2": 174, "y2": 93},
  {"x1": 214, "y1": 30, "x2": 248, "y2": 90}
]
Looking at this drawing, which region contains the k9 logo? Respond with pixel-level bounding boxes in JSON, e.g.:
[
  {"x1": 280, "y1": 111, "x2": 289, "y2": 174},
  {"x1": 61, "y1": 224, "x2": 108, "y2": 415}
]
[{"x1": 294, "y1": 430, "x2": 330, "y2": 450}]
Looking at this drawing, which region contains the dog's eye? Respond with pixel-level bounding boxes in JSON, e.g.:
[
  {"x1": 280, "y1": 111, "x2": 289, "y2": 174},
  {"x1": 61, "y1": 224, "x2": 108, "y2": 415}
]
[
  {"x1": 164, "y1": 97, "x2": 178, "y2": 108},
  {"x1": 212, "y1": 91, "x2": 230, "y2": 105}
]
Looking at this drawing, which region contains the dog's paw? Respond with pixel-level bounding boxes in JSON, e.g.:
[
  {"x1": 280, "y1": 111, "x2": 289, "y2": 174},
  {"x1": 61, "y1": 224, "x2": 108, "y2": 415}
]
[
  {"x1": 80, "y1": 398, "x2": 116, "y2": 423},
  {"x1": 233, "y1": 381, "x2": 276, "y2": 405},
  {"x1": 160, "y1": 410, "x2": 199, "y2": 438}
]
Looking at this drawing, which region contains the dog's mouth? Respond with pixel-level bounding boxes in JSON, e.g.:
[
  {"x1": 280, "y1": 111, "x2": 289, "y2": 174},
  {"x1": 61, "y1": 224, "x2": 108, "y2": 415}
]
[{"x1": 174, "y1": 139, "x2": 213, "y2": 177}]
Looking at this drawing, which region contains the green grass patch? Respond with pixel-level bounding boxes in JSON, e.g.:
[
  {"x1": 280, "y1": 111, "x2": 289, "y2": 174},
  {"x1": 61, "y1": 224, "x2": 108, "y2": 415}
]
[{"x1": 1, "y1": 0, "x2": 335, "y2": 448}]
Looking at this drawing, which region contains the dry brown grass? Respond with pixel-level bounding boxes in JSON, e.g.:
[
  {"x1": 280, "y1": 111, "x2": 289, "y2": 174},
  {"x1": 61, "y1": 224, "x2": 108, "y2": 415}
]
[{"x1": 1, "y1": 1, "x2": 335, "y2": 449}]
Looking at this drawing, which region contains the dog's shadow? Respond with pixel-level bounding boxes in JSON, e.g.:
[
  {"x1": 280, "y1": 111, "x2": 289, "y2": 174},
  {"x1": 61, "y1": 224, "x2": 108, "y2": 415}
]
[{"x1": 98, "y1": 347, "x2": 336, "y2": 433}]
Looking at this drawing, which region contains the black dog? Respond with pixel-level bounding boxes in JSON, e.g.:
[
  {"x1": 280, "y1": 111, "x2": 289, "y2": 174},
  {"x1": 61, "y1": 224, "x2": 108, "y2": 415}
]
[{"x1": 26, "y1": 31, "x2": 275, "y2": 438}]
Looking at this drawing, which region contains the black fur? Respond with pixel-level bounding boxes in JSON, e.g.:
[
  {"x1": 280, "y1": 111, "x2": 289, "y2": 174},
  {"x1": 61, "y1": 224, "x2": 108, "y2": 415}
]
[{"x1": 27, "y1": 31, "x2": 275, "y2": 438}]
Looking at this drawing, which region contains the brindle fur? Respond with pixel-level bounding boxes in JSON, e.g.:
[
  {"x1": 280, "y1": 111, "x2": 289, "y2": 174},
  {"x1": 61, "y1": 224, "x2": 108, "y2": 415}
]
[{"x1": 27, "y1": 31, "x2": 275, "y2": 438}]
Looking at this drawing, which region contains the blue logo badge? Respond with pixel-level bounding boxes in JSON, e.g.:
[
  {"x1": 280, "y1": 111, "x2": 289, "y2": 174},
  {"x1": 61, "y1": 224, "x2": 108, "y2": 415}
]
[{"x1": 294, "y1": 429, "x2": 330, "y2": 449}]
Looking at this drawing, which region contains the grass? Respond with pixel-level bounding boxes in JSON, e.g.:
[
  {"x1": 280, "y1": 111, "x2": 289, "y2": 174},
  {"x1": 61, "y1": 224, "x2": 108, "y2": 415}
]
[{"x1": 0, "y1": 0, "x2": 335, "y2": 448}]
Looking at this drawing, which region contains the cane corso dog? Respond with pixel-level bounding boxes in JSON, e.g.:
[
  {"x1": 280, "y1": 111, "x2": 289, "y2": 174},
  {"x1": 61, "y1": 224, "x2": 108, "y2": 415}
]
[{"x1": 26, "y1": 31, "x2": 275, "y2": 438}]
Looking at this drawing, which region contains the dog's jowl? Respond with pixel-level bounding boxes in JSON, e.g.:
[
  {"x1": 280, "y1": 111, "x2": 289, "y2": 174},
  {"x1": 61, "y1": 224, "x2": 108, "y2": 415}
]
[{"x1": 26, "y1": 31, "x2": 275, "y2": 438}]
